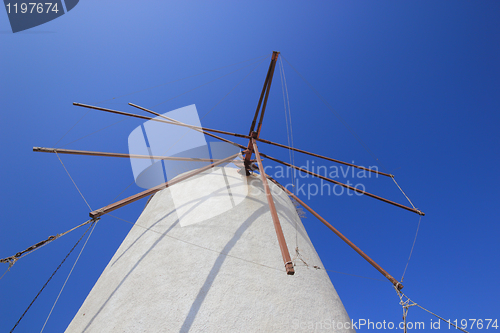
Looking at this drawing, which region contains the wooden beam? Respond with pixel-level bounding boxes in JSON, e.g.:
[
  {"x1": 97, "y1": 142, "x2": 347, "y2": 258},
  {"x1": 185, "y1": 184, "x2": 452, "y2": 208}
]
[
  {"x1": 128, "y1": 103, "x2": 249, "y2": 150},
  {"x1": 89, "y1": 152, "x2": 240, "y2": 219},
  {"x1": 267, "y1": 176, "x2": 403, "y2": 290},
  {"x1": 255, "y1": 137, "x2": 393, "y2": 178},
  {"x1": 256, "y1": 51, "x2": 280, "y2": 137},
  {"x1": 252, "y1": 139, "x2": 294, "y2": 275},
  {"x1": 258, "y1": 152, "x2": 425, "y2": 216},
  {"x1": 73, "y1": 102, "x2": 250, "y2": 140},
  {"x1": 244, "y1": 51, "x2": 280, "y2": 174},
  {"x1": 33, "y1": 147, "x2": 224, "y2": 162},
  {"x1": 249, "y1": 53, "x2": 275, "y2": 134}
]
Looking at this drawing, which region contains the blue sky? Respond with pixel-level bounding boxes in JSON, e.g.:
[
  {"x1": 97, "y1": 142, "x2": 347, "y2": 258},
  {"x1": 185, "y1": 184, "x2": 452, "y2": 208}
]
[{"x1": 1, "y1": 1, "x2": 499, "y2": 332}]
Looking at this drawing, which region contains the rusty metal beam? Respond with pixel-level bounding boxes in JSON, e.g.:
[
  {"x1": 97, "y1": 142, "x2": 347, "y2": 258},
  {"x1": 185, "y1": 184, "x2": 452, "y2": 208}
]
[
  {"x1": 33, "y1": 147, "x2": 224, "y2": 162},
  {"x1": 244, "y1": 51, "x2": 280, "y2": 173},
  {"x1": 73, "y1": 102, "x2": 250, "y2": 140},
  {"x1": 256, "y1": 51, "x2": 279, "y2": 138},
  {"x1": 255, "y1": 137, "x2": 393, "y2": 178},
  {"x1": 128, "y1": 103, "x2": 249, "y2": 150},
  {"x1": 252, "y1": 139, "x2": 294, "y2": 275},
  {"x1": 259, "y1": 152, "x2": 425, "y2": 216},
  {"x1": 89, "y1": 152, "x2": 240, "y2": 219},
  {"x1": 267, "y1": 176, "x2": 403, "y2": 290},
  {"x1": 249, "y1": 53, "x2": 275, "y2": 134}
]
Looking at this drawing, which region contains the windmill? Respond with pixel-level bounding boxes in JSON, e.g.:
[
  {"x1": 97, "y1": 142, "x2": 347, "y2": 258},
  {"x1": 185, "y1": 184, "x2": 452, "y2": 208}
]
[{"x1": 4, "y1": 51, "x2": 433, "y2": 332}]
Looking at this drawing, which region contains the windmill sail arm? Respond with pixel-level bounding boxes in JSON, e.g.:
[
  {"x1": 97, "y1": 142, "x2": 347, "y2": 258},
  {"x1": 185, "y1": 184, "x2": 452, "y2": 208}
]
[
  {"x1": 33, "y1": 147, "x2": 224, "y2": 162},
  {"x1": 127, "y1": 102, "x2": 251, "y2": 153},
  {"x1": 255, "y1": 51, "x2": 279, "y2": 137},
  {"x1": 249, "y1": 52, "x2": 276, "y2": 134},
  {"x1": 267, "y1": 175, "x2": 403, "y2": 290},
  {"x1": 73, "y1": 102, "x2": 250, "y2": 139},
  {"x1": 89, "y1": 152, "x2": 240, "y2": 219},
  {"x1": 255, "y1": 137, "x2": 393, "y2": 178},
  {"x1": 252, "y1": 138, "x2": 294, "y2": 275},
  {"x1": 259, "y1": 152, "x2": 425, "y2": 216}
]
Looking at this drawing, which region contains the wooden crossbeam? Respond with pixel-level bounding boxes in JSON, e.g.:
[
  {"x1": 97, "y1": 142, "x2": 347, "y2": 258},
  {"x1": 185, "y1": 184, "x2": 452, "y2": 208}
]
[
  {"x1": 255, "y1": 137, "x2": 393, "y2": 178},
  {"x1": 89, "y1": 152, "x2": 240, "y2": 219},
  {"x1": 255, "y1": 51, "x2": 279, "y2": 138},
  {"x1": 73, "y1": 102, "x2": 250, "y2": 140},
  {"x1": 252, "y1": 139, "x2": 294, "y2": 275},
  {"x1": 249, "y1": 51, "x2": 279, "y2": 136},
  {"x1": 258, "y1": 152, "x2": 425, "y2": 216},
  {"x1": 267, "y1": 175, "x2": 403, "y2": 290},
  {"x1": 128, "y1": 103, "x2": 247, "y2": 150},
  {"x1": 33, "y1": 147, "x2": 223, "y2": 162},
  {"x1": 245, "y1": 51, "x2": 280, "y2": 175}
]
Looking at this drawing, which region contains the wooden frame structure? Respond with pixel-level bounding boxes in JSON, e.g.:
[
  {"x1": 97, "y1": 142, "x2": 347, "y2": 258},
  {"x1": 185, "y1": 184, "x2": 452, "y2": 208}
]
[{"x1": 33, "y1": 51, "x2": 425, "y2": 289}]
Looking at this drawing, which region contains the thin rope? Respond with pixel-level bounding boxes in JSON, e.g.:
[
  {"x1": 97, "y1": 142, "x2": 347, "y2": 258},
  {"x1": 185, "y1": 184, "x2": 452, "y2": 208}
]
[
  {"x1": 416, "y1": 304, "x2": 469, "y2": 332},
  {"x1": 395, "y1": 286, "x2": 417, "y2": 333},
  {"x1": 102, "y1": 58, "x2": 266, "y2": 207},
  {"x1": 394, "y1": 287, "x2": 469, "y2": 333},
  {"x1": 283, "y1": 59, "x2": 299, "y2": 247},
  {"x1": 107, "y1": 214, "x2": 385, "y2": 282},
  {"x1": 10, "y1": 221, "x2": 95, "y2": 333},
  {"x1": 392, "y1": 176, "x2": 417, "y2": 210},
  {"x1": 281, "y1": 57, "x2": 296, "y2": 192},
  {"x1": 53, "y1": 110, "x2": 90, "y2": 148},
  {"x1": 0, "y1": 266, "x2": 10, "y2": 281},
  {"x1": 401, "y1": 215, "x2": 422, "y2": 282},
  {"x1": 55, "y1": 152, "x2": 92, "y2": 211},
  {"x1": 108, "y1": 179, "x2": 137, "y2": 206},
  {"x1": 281, "y1": 55, "x2": 423, "y2": 226},
  {"x1": 39, "y1": 220, "x2": 98, "y2": 332},
  {"x1": 321, "y1": 267, "x2": 386, "y2": 282},
  {"x1": 281, "y1": 55, "x2": 390, "y2": 173},
  {"x1": 279, "y1": 59, "x2": 296, "y2": 189},
  {"x1": 107, "y1": 214, "x2": 282, "y2": 273},
  {"x1": 279, "y1": 58, "x2": 298, "y2": 249},
  {"x1": 0, "y1": 219, "x2": 96, "y2": 267},
  {"x1": 100, "y1": 59, "x2": 265, "y2": 210},
  {"x1": 279, "y1": 59, "x2": 293, "y2": 173}
]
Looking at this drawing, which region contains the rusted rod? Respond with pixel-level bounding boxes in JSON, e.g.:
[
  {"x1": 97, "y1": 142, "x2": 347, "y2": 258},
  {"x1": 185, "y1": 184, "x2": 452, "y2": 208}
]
[
  {"x1": 128, "y1": 103, "x2": 250, "y2": 153},
  {"x1": 259, "y1": 152, "x2": 424, "y2": 216},
  {"x1": 256, "y1": 51, "x2": 279, "y2": 137},
  {"x1": 255, "y1": 138, "x2": 393, "y2": 178},
  {"x1": 249, "y1": 53, "x2": 275, "y2": 134},
  {"x1": 267, "y1": 176, "x2": 403, "y2": 290},
  {"x1": 128, "y1": 103, "x2": 248, "y2": 150},
  {"x1": 89, "y1": 152, "x2": 240, "y2": 219},
  {"x1": 252, "y1": 139, "x2": 294, "y2": 275},
  {"x1": 33, "y1": 147, "x2": 224, "y2": 162},
  {"x1": 73, "y1": 103, "x2": 250, "y2": 140}
]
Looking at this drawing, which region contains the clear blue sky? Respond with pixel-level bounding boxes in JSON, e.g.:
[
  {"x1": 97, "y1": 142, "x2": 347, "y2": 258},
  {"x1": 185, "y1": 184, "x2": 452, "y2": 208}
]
[{"x1": 1, "y1": 1, "x2": 499, "y2": 332}]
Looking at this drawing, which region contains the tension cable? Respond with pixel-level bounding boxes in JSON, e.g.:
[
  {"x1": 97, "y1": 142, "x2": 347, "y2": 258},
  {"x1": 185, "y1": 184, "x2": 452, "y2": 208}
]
[{"x1": 10, "y1": 219, "x2": 97, "y2": 332}]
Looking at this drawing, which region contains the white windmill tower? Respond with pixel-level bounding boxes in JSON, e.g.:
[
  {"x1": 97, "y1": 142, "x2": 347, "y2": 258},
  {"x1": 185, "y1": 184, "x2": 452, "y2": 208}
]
[{"x1": 11, "y1": 51, "x2": 425, "y2": 332}]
